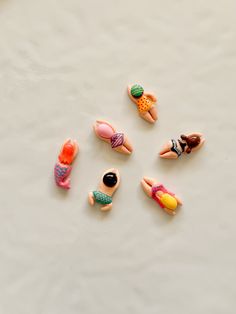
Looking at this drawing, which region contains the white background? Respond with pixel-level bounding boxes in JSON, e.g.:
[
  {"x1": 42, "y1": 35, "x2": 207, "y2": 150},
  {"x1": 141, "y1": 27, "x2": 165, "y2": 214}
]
[{"x1": 0, "y1": 1, "x2": 236, "y2": 313}]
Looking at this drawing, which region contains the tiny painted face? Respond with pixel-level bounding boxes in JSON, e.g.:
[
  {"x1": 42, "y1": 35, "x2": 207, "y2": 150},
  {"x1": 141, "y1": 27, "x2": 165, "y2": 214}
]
[{"x1": 103, "y1": 172, "x2": 118, "y2": 188}]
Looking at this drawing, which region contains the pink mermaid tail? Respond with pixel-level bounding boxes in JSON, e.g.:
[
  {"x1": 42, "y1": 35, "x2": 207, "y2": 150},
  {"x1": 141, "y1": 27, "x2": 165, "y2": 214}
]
[{"x1": 54, "y1": 163, "x2": 72, "y2": 189}]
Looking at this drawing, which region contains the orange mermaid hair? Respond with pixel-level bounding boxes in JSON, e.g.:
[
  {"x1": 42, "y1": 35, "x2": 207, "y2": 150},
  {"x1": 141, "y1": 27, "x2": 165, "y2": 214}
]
[{"x1": 58, "y1": 139, "x2": 78, "y2": 165}]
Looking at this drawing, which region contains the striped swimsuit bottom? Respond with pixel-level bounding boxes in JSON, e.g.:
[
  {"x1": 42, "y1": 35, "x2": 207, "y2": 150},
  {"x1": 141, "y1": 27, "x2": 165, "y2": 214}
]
[
  {"x1": 170, "y1": 139, "x2": 182, "y2": 157},
  {"x1": 110, "y1": 133, "x2": 124, "y2": 149}
]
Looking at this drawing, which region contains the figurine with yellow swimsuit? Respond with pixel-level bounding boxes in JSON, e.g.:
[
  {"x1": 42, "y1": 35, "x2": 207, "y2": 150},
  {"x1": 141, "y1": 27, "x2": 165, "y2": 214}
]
[{"x1": 141, "y1": 177, "x2": 182, "y2": 216}]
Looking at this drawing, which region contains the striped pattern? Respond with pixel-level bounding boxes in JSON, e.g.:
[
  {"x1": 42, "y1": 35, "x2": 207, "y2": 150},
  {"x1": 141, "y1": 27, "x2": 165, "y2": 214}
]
[
  {"x1": 131, "y1": 84, "x2": 144, "y2": 98},
  {"x1": 110, "y1": 133, "x2": 124, "y2": 148},
  {"x1": 171, "y1": 139, "x2": 182, "y2": 157},
  {"x1": 93, "y1": 191, "x2": 112, "y2": 205}
]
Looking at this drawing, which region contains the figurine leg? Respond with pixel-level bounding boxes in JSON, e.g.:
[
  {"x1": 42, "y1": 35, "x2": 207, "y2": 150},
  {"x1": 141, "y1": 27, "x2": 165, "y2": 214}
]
[
  {"x1": 141, "y1": 179, "x2": 153, "y2": 197},
  {"x1": 143, "y1": 177, "x2": 156, "y2": 186},
  {"x1": 149, "y1": 107, "x2": 158, "y2": 121},
  {"x1": 114, "y1": 145, "x2": 132, "y2": 155},
  {"x1": 159, "y1": 142, "x2": 172, "y2": 155},
  {"x1": 101, "y1": 203, "x2": 112, "y2": 211},
  {"x1": 174, "y1": 195, "x2": 183, "y2": 206},
  {"x1": 159, "y1": 151, "x2": 178, "y2": 159},
  {"x1": 112, "y1": 136, "x2": 133, "y2": 155},
  {"x1": 88, "y1": 192, "x2": 95, "y2": 206},
  {"x1": 139, "y1": 111, "x2": 156, "y2": 123},
  {"x1": 123, "y1": 137, "x2": 133, "y2": 153}
]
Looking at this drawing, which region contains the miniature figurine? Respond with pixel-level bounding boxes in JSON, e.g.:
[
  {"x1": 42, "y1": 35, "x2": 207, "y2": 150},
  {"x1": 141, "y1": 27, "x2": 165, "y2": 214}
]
[
  {"x1": 88, "y1": 168, "x2": 120, "y2": 211},
  {"x1": 54, "y1": 139, "x2": 79, "y2": 189},
  {"x1": 127, "y1": 83, "x2": 158, "y2": 123},
  {"x1": 141, "y1": 177, "x2": 182, "y2": 215},
  {"x1": 159, "y1": 133, "x2": 205, "y2": 159},
  {"x1": 93, "y1": 120, "x2": 133, "y2": 154}
]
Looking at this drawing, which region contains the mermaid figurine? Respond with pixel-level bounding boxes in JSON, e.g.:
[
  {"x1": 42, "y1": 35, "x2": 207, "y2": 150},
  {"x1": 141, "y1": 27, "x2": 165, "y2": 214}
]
[
  {"x1": 141, "y1": 177, "x2": 182, "y2": 215},
  {"x1": 127, "y1": 84, "x2": 158, "y2": 123},
  {"x1": 54, "y1": 139, "x2": 79, "y2": 189},
  {"x1": 88, "y1": 168, "x2": 120, "y2": 211},
  {"x1": 159, "y1": 133, "x2": 205, "y2": 159},
  {"x1": 93, "y1": 120, "x2": 133, "y2": 154}
]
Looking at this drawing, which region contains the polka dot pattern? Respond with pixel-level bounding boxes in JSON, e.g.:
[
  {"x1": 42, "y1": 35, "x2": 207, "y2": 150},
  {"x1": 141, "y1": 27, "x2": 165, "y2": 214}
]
[{"x1": 136, "y1": 95, "x2": 153, "y2": 113}]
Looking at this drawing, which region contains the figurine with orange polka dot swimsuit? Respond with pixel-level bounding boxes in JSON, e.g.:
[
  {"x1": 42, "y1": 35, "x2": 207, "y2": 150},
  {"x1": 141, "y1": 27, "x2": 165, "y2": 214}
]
[
  {"x1": 54, "y1": 139, "x2": 79, "y2": 189},
  {"x1": 93, "y1": 120, "x2": 133, "y2": 154},
  {"x1": 141, "y1": 177, "x2": 182, "y2": 216},
  {"x1": 128, "y1": 84, "x2": 158, "y2": 123}
]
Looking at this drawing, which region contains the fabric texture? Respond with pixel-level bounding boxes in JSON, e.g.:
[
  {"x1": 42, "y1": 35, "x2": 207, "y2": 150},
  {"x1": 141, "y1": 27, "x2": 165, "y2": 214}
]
[
  {"x1": 110, "y1": 132, "x2": 124, "y2": 148},
  {"x1": 93, "y1": 191, "x2": 112, "y2": 205},
  {"x1": 54, "y1": 163, "x2": 72, "y2": 188}
]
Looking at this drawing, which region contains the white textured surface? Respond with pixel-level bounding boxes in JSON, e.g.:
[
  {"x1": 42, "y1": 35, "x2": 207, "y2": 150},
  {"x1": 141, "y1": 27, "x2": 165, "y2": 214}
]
[{"x1": 0, "y1": 1, "x2": 236, "y2": 313}]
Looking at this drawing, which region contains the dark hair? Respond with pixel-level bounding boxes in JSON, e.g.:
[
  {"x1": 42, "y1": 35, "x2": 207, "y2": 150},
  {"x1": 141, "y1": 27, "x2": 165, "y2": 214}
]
[
  {"x1": 103, "y1": 172, "x2": 118, "y2": 187},
  {"x1": 180, "y1": 134, "x2": 201, "y2": 154}
]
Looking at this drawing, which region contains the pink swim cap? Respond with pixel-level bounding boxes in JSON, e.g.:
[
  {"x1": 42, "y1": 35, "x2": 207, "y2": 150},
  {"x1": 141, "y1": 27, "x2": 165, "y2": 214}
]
[{"x1": 97, "y1": 123, "x2": 114, "y2": 139}]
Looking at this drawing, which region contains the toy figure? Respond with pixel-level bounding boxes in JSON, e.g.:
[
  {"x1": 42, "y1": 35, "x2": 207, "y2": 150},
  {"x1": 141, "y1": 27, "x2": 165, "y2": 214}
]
[
  {"x1": 88, "y1": 168, "x2": 120, "y2": 211},
  {"x1": 54, "y1": 139, "x2": 78, "y2": 189},
  {"x1": 141, "y1": 177, "x2": 182, "y2": 215},
  {"x1": 127, "y1": 84, "x2": 158, "y2": 123}
]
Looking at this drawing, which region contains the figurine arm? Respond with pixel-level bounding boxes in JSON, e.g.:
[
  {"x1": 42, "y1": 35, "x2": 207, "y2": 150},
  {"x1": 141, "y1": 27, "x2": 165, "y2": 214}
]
[
  {"x1": 174, "y1": 195, "x2": 183, "y2": 205},
  {"x1": 145, "y1": 92, "x2": 157, "y2": 102}
]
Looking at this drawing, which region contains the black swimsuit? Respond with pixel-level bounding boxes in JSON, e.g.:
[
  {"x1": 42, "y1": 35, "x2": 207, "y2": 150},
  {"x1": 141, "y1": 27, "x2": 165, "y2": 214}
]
[
  {"x1": 171, "y1": 139, "x2": 186, "y2": 157},
  {"x1": 178, "y1": 140, "x2": 187, "y2": 152}
]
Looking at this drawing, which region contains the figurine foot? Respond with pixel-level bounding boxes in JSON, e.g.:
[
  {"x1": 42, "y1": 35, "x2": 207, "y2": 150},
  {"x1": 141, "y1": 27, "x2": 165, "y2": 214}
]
[
  {"x1": 140, "y1": 111, "x2": 156, "y2": 124},
  {"x1": 101, "y1": 203, "x2": 112, "y2": 211},
  {"x1": 88, "y1": 192, "x2": 95, "y2": 206}
]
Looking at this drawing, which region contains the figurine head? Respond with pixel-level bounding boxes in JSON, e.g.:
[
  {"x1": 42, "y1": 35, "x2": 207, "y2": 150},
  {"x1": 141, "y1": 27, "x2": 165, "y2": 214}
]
[
  {"x1": 130, "y1": 84, "x2": 144, "y2": 98},
  {"x1": 181, "y1": 134, "x2": 201, "y2": 154},
  {"x1": 101, "y1": 168, "x2": 120, "y2": 192},
  {"x1": 58, "y1": 139, "x2": 78, "y2": 165}
]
